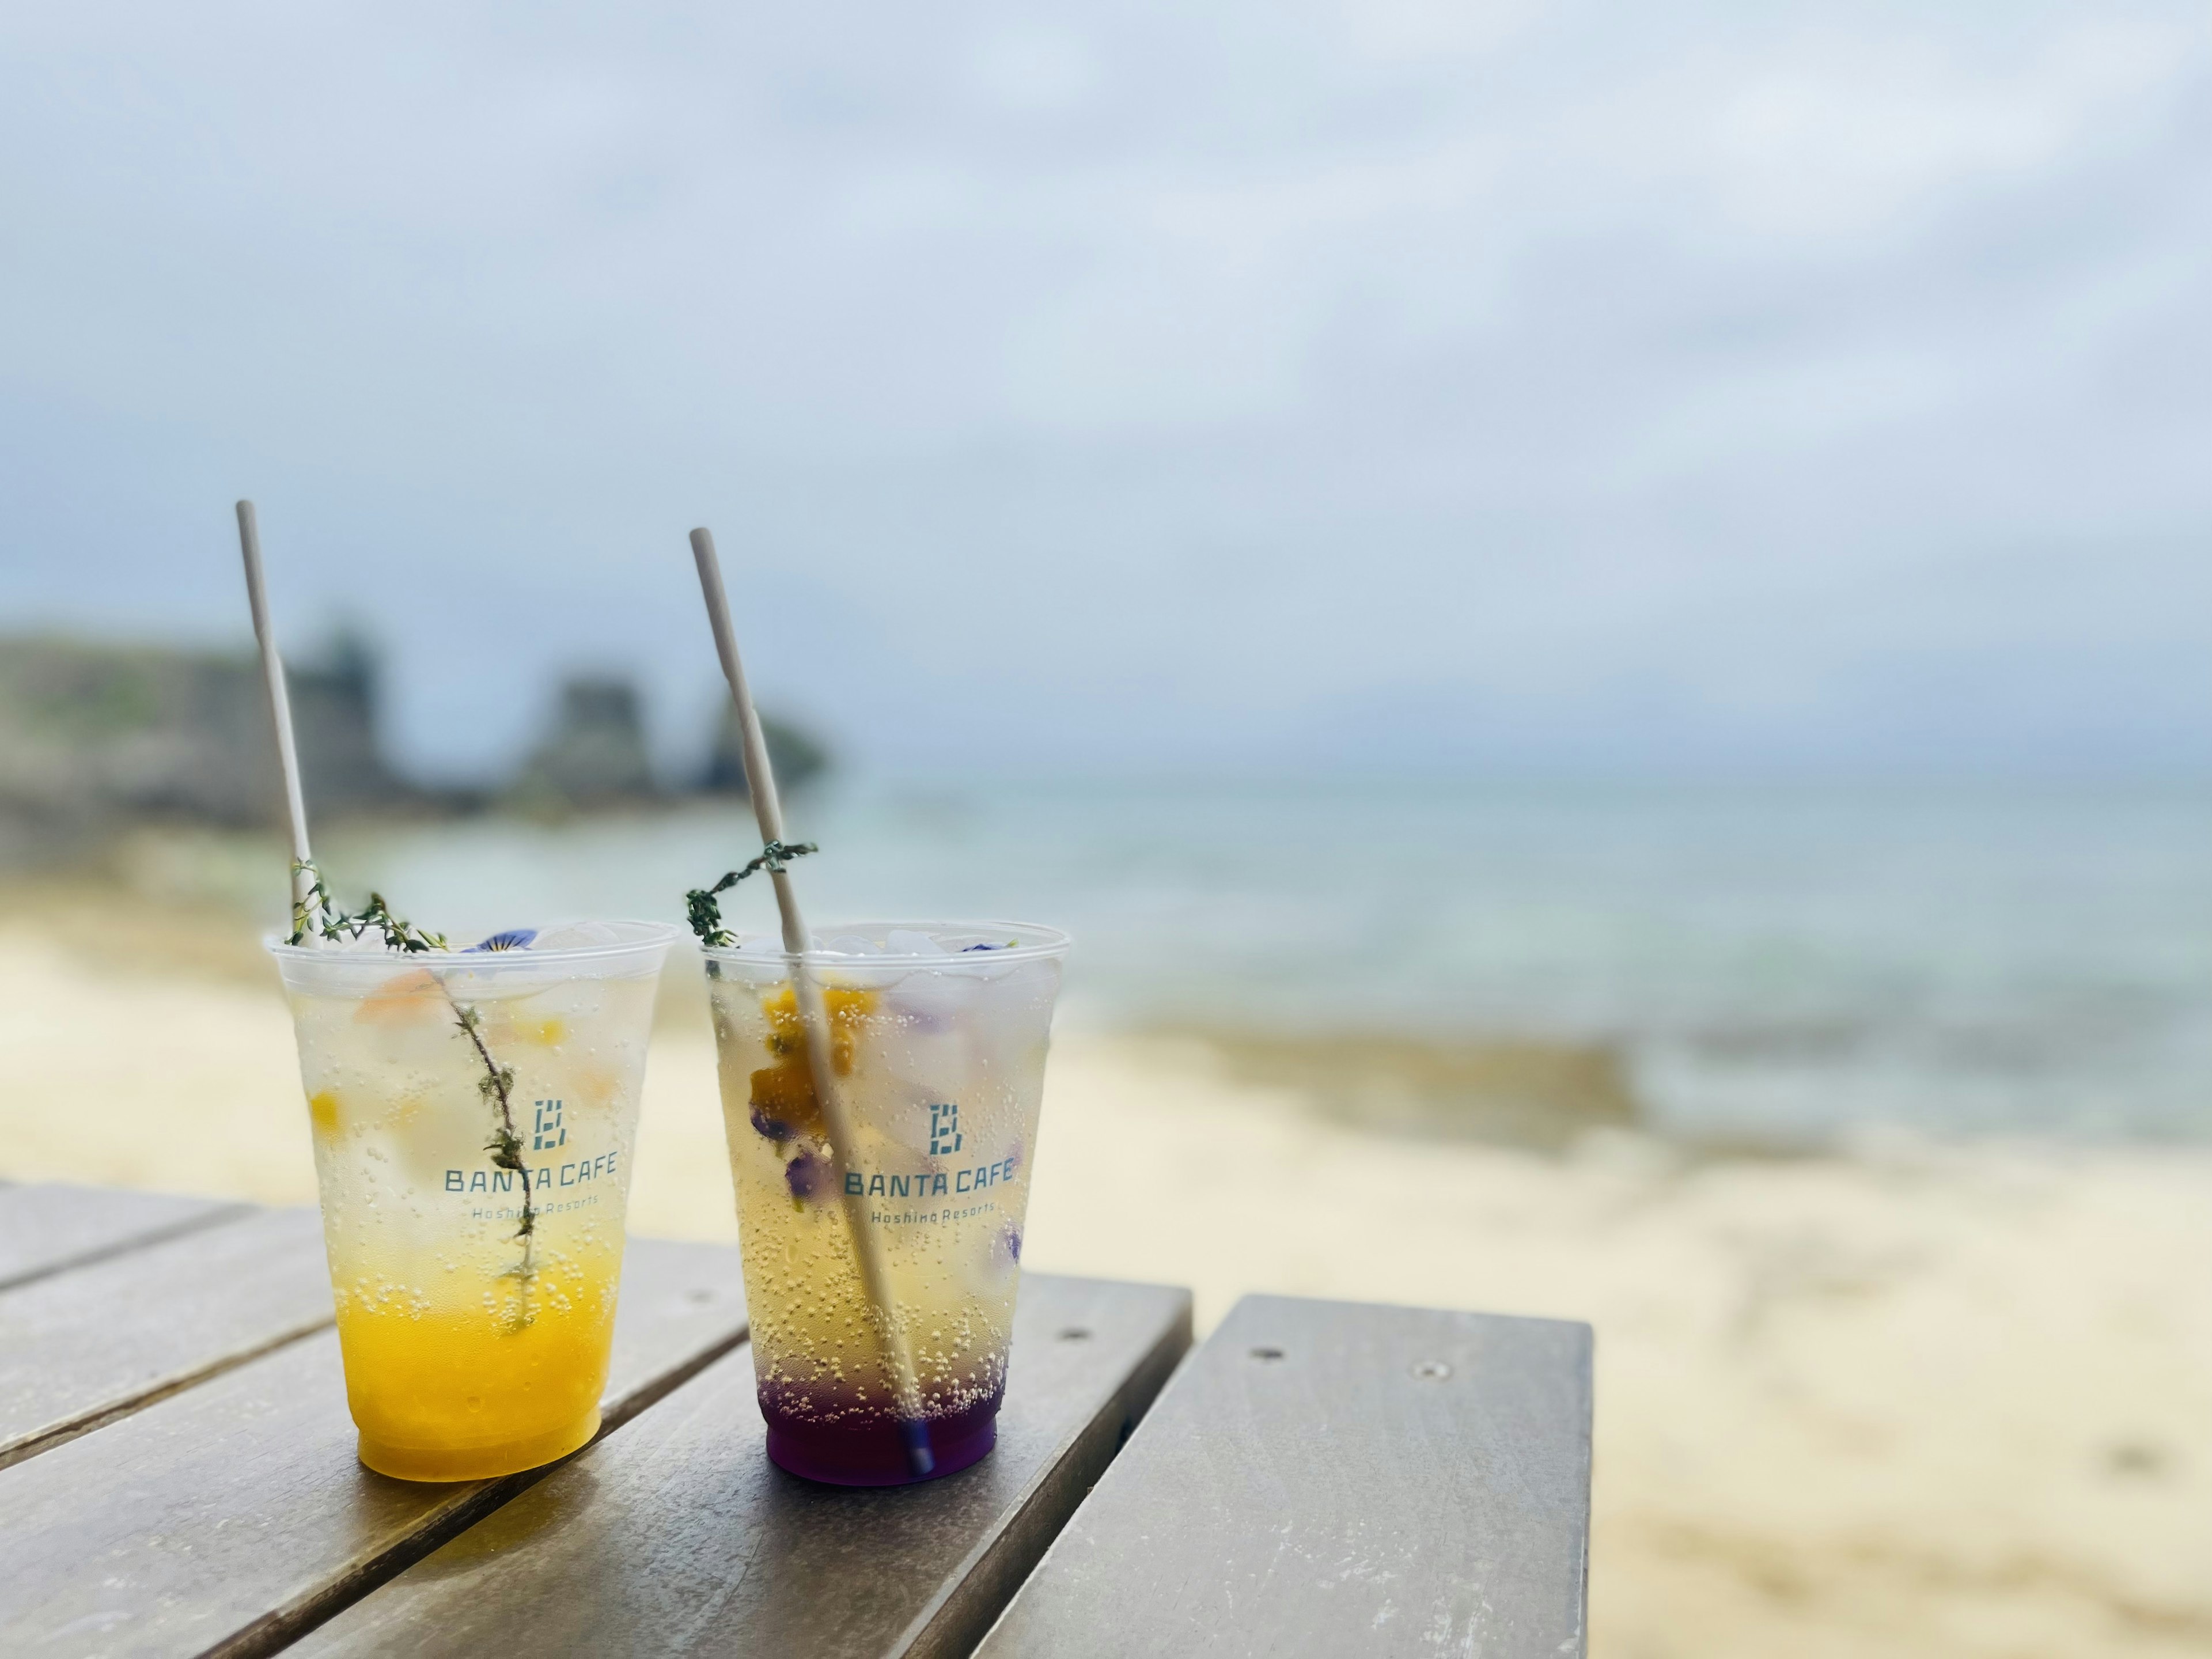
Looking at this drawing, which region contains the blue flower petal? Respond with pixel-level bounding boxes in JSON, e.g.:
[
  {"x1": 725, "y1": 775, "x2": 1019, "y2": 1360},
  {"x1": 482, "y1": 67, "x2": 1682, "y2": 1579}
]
[
  {"x1": 961, "y1": 942, "x2": 1000, "y2": 952},
  {"x1": 465, "y1": 928, "x2": 539, "y2": 953},
  {"x1": 785, "y1": 1150, "x2": 828, "y2": 1202}
]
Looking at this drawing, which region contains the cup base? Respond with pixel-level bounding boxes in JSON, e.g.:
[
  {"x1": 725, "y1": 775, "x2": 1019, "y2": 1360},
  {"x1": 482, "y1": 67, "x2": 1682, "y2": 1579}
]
[
  {"x1": 357, "y1": 1406, "x2": 602, "y2": 1482},
  {"x1": 766, "y1": 1407, "x2": 998, "y2": 1487}
]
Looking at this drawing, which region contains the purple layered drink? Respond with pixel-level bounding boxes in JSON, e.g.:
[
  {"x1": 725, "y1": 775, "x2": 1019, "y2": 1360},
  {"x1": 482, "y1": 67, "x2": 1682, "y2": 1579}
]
[{"x1": 705, "y1": 922, "x2": 1067, "y2": 1485}]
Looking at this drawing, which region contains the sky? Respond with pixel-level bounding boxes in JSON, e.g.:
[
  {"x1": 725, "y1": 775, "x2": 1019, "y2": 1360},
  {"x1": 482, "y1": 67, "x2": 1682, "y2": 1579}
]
[{"x1": 3, "y1": 0, "x2": 2210, "y2": 781}]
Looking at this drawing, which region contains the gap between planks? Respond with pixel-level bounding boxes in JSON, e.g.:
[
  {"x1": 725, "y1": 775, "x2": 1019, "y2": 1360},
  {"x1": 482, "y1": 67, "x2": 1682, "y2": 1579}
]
[
  {"x1": 0, "y1": 1202, "x2": 256, "y2": 1298},
  {"x1": 217, "y1": 1317, "x2": 755, "y2": 1659},
  {"x1": 0, "y1": 1318, "x2": 331, "y2": 1475},
  {"x1": 0, "y1": 1236, "x2": 754, "y2": 1659},
  {"x1": 0, "y1": 1207, "x2": 338, "y2": 1474}
]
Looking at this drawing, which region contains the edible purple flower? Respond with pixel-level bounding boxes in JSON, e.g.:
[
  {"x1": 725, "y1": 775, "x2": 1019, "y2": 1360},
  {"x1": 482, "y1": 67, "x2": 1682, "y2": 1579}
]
[
  {"x1": 751, "y1": 1104, "x2": 793, "y2": 1142},
  {"x1": 1001, "y1": 1223, "x2": 1022, "y2": 1264},
  {"x1": 785, "y1": 1149, "x2": 827, "y2": 1202},
  {"x1": 465, "y1": 928, "x2": 539, "y2": 953},
  {"x1": 961, "y1": 942, "x2": 1000, "y2": 952}
]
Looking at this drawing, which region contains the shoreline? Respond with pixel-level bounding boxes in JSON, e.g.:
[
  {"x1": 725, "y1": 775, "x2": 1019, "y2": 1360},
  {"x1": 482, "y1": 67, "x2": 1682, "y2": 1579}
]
[{"x1": 2, "y1": 907, "x2": 2208, "y2": 1656}]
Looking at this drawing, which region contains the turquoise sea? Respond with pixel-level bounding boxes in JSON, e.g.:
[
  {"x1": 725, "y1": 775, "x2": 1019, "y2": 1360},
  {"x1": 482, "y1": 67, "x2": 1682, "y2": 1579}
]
[{"x1": 287, "y1": 779, "x2": 2212, "y2": 1149}]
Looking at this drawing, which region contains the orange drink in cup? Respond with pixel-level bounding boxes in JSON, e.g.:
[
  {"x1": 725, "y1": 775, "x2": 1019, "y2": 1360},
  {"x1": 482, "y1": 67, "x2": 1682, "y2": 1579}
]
[{"x1": 271, "y1": 922, "x2": 676, "y2": 1480}]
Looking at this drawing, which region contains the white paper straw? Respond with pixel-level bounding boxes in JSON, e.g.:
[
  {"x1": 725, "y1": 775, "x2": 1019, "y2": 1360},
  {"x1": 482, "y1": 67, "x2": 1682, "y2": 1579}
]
[
  {"x1": 688, "y1": 526, "x2": 936, "y2": 1476},
  {"x1": 236, "y1": 500, "x2": 317, "y2": 925}
]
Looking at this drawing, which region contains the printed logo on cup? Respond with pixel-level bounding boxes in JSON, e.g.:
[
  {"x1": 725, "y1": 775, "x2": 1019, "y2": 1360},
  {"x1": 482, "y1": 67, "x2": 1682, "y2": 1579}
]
[
  {"x1": 532, "y1": 1099, "x2": 567, "y2": 1152},
  {"x1": 927, "y1": 1101, "x2": 963, "y2": 1156}
]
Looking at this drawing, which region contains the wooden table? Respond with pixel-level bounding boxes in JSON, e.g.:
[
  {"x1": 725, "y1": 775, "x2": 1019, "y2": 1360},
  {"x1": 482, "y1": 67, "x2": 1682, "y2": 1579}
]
[{"x1": 0, "y1": 1183, "x2": 1592, "y2": 1657}]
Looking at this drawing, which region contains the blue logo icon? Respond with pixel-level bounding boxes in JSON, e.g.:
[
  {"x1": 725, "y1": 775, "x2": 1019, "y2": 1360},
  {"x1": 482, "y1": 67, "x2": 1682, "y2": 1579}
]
[
  {"x1": 928, "y1": 1101, "x2": 963, "y2": 1156},
  {"x1": 532, "y1": 1099, "x2": 567, "y2": 1152}
]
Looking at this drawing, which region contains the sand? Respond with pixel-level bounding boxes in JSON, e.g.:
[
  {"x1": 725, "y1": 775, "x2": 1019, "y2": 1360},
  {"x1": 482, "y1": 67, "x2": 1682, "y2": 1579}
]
[{"x1": 2, "y1": 908, "x2": 2208, "y2": 1658}]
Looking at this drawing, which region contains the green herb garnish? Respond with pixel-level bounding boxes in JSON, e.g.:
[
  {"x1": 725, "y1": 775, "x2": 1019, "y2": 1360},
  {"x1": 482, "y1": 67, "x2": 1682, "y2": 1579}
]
[
  {"x1": 684, "y1": 840, "x2": 817, "y2": 946},
  {"x1": 289, "y1": 859, "x2": 448, "y2": 952},
  {"x1": 456, "y1": 1001, "x2": 536, "y2": 1326},
  {"x1": 289, "y1": 859, "x2": 533, "y2": 1327}
]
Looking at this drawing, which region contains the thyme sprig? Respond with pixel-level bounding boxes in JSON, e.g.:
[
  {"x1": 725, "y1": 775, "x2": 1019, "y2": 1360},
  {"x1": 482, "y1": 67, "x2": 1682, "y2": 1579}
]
[
  {"x1": 289, "y1": 862, "x2": 338, "y2": 946},
  {"x1": 684, "y1": 840, "x2": 817, "y2": 946},
  {"x1": 455, "y1": 1001, "x2": 536, "y2": 1325},
  {"x1": 287, "y1": 859, "x2": 532, "y2": 1327},
  {"x1": 289, "y1": 859, "x2": 448, "y2": 952}
]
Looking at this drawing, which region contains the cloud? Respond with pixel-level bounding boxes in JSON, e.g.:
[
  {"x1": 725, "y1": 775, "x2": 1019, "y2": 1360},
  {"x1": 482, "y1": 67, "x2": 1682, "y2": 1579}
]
[{"x1": 2, "y1": 0, "x2": 2209, "y2": 777}]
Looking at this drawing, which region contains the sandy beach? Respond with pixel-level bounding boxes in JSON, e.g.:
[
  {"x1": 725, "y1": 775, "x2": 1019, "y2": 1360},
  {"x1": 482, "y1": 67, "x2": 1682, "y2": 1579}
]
[{"x1": 2, "y1": 897, "x2": 2207, "y2": 1658}]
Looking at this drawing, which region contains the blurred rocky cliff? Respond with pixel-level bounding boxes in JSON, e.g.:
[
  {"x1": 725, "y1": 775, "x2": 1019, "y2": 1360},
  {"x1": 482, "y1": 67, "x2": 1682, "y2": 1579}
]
[
  {"x1": 509, "y1": 676, "x2": 829, "y2": 813},
  {"x1": 0, "y1": 632, "x2": 408, "y2": 866},
  {"x1": 511, "y1": 677, "x2": 656, "y2": 808},
  {"x1": 0, "y1": 634, "x2": 831, "y2": 868},
  {"x1": 702, "y1": 700, "x2": 828, "y2": 799}
]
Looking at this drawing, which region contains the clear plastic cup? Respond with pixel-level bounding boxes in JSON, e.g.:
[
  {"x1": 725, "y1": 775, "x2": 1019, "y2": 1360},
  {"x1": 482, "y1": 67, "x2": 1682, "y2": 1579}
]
[
  {"x1": 270, "y1": 921, "x2": 677, "y2": 1480},
  {"x1": 705, "y1": 921, "x2": 1069, "y2": 1485}
]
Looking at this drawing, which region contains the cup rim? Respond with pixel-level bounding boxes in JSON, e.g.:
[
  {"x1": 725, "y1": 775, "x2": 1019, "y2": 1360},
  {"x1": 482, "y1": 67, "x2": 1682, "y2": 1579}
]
[
  {"x1": 266, "y1": 919, "x2": 681, "y2": 967},
  {"x1": 701, "y1": 919, "x2": 1070, "y2": 968}
]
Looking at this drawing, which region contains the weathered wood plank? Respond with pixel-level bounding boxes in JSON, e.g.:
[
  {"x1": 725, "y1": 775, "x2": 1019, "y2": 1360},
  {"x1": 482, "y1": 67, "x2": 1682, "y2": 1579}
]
[
  {"x1": 0, "y1": 1182, "x2": 247, "y2": 1294},
  {"x1": 0, "y1": 1205, "x2": 333, "y2": 1469},
  {"x1": 294, "y1": 1274, "x2": 1193, "y2": 1659},
  {"x1": 976, "y1": 1294, "x2": 1594, "y2": 1659},
  {"x1": 0, "y1": 1237, "x2": 749, "y2": 1659}
]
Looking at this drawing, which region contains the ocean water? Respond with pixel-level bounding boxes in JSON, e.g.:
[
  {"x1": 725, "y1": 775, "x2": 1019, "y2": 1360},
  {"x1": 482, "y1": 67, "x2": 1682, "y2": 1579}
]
[{"x1": 300, "y1": 779, "x2": 2212, "y2": 1149}]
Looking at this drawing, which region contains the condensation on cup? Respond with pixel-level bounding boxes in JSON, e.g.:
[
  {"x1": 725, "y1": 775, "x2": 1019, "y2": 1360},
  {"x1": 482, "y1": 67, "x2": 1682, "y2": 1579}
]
[
  {"x1": 705, "y1": 921, "x2": 1069, "y2": 1485},
  {"x1": 270, "y1": 920, "x2": 677, "y2": 1481}
]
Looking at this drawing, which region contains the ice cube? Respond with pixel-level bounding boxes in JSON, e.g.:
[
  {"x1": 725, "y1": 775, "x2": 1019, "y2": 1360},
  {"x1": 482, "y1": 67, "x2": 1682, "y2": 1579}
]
[
  {"x1": 529, "y1": 922, "x2": 629, "y2": 950},
  {"x1": 881, "y1": 968, "x2": 971, "y2": 1032}
]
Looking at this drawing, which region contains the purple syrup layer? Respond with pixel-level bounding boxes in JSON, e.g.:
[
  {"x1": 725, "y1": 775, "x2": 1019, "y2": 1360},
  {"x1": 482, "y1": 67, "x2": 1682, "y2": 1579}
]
[{"x1": 760, "y1": 1384, "x2": 1005, "y2": 1487}]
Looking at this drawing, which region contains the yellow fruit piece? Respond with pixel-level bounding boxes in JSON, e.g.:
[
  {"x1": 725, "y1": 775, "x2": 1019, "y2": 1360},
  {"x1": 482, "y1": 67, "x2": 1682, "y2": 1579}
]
[
  {"x1": 761, "y1": 985, "x2": 873, "y2": 1074},
  {"x1": 750, "y1": 1058, "x2": 822, "y2": 1137},
  {"x1": 563, "y1": 1062, "x2": 620, "y2": 1113},
  {"x1": 751, "y1": 984, "x2": 876, "y2": 1138},
  {"x1": 308, "y1": 1089, "x2": 343, "y2": 1135},
  {"x1": 355, "y1": 968, "x2": 445, "y2": 1025},
  {"x1": 493, "y1": 1014, "x2": 567, "y2": 1049}
]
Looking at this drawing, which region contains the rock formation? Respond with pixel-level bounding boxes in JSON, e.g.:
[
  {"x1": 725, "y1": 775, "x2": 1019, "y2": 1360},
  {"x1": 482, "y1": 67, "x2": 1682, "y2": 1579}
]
[
  {"x1": 0, "y1": 632, "x2": 406, "y2": 867},
  {"x1": 509, "y1": 676, "x2": 656, "y2": 808},
  {"x1": 700, "y1": 702, "x2": 830, "y2": 798}
]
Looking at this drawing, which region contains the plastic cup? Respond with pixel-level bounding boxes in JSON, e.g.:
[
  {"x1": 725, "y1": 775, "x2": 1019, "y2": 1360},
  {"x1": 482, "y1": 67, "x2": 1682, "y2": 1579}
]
[
  {"x1": 705, "y1": 921, "x2": 1069, "y2": 1485},
  {"x1": 270, "y1": 921, "x2": 677, "y2": 1481}
]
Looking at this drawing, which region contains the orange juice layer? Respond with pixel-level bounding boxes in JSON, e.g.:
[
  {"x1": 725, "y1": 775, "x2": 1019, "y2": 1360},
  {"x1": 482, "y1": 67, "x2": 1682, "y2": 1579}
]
[{"x1": 336, "y1": 1285, "x2": 617, "y2": 1481}]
